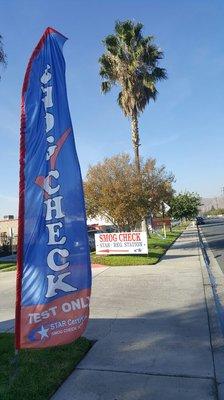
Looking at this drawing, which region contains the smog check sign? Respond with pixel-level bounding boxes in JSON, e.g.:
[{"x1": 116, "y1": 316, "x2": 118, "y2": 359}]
[{"x1": 95, "y1": 232, "x2": 148, "y2": 255}]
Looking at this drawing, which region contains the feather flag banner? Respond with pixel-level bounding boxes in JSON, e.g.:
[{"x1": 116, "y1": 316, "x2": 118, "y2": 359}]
[{"x1": 15, "y1": 28, "x2": 91, "y2": 349}]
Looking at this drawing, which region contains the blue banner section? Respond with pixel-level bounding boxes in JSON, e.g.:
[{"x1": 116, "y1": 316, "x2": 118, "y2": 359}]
[{"x1": 16, "y1": 28, "x2": 91, "y2": 348}]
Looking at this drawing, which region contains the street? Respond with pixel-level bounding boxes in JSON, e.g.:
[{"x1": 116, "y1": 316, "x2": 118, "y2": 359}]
[{"x1": 200, "y1": 217, "x2": 224, "y2": 273}]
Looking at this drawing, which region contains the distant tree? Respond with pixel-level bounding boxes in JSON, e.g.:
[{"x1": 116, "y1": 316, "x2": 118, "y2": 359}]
[
  {"x1": 170, "y1": 192, "x2": 201, "y2": 220},
  {"x1": 206, "y1": 207, "x2": 224, "y2": 217},
  {"x1": 142, "y1": 158, "x2": 174, "y2": 215},
  {"x1": 0, "y1": 35, "x2": 6, "y2": 77},
  {"x1": 99, "y1": 20, "x2": 167, "y2": 171},
  {"x1": 84, "y1": 154, "x2": 174, "y2": 231}
]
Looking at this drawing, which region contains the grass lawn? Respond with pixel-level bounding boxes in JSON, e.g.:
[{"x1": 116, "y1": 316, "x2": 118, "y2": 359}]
[
  {"x1": 0, "y1": 333, "x2": 92, "y2": 400},
  {"x1": 0, "y1": 263, "x2": 16, "y2": 272},
  {"x1": 91, "y1": 223, "x2": 189, "y2": 266},
  {"x1": 0, "y1": 224, "x2": 189, "y2": 270}
]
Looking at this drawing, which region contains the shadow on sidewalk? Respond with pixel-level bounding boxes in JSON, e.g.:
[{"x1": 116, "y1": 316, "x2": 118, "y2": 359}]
[
  {"x1": 162, "y1": 254, "x2": 198, "y2": 259},
  {"x1": 0, "y1": 299, "x2": 213, "y2": 379},
  {"x1": 80, "y1": 301, "x2": 214, "y2": 381},
  {"x1": 0, "y1": 318, "x2": 14, "y2": 332}
]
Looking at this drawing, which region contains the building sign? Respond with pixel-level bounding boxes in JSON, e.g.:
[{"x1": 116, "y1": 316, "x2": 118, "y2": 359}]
[
  {"x1": 152, "y1": 217, "x2": 171, "y2": 229},
  {"x1": 162, "y1": 202, "x2": 171, "y2": 213},
  {"x1": 95, "y1": 232, "x2": 148, "y2": 255}
]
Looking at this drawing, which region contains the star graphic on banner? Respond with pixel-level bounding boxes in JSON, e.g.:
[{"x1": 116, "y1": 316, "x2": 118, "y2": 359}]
[{"x1": 37, "y1": 325, "x2": 49, "y2": 340}]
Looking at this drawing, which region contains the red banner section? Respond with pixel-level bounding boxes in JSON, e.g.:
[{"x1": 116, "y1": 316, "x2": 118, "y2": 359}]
[{"x1": 20, "y1": 289, "x2": 91, "y2": 349}]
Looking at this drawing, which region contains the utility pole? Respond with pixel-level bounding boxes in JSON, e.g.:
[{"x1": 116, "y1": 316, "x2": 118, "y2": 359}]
[
  {"x1": 216, "y1": 197, "x2": 219, "y2": 209},
  {"x1": 161, "y1": 202, "x2": 167, "y2": 239}
]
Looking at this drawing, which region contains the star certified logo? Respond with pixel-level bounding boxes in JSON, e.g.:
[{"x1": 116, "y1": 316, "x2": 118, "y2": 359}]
[
  {"x1": 28, "y1": 324, "x2": 50, "y2": 342},
  {"x1": 37, "y1": 325, "x2": 49, "y2": 340}
]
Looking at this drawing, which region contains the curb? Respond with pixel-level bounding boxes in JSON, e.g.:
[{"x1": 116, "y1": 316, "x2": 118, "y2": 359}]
[
  {"x1": 91, "y1": 263, "x2": 107, "y2": 268},
  {"x1": 198, "y1": 227, "x2": 224, "y2": 400}
]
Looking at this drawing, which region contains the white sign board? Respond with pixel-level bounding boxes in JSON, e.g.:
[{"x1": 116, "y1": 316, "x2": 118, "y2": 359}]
[
  {"x1": 163, "y1": 202, "x2": 171, "y2": 213},
  {"x1": 95, "y1": 232, "x2": 148, "y2": 255}
]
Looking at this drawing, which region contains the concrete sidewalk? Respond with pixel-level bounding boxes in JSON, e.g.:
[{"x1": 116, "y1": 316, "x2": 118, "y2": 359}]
[
  {"x1": 51, "y1": 227, "x2": 219, "y2": 400},
  {"x1": 0, "y1": 266, "x2": 110, "y2": 333}
]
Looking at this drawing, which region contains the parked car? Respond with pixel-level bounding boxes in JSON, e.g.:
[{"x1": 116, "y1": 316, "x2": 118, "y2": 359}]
[
  {"x1": 196, "y1": 216, "x2": 205, "y2": 225},
  {"x1": 88, "y1": 229, "x2": 100, "y2": 252}
]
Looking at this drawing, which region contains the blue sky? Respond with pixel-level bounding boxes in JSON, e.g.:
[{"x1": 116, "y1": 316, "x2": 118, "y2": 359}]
[{"x1": 0, "y1": 0, "x2": 224, "y2": 217}]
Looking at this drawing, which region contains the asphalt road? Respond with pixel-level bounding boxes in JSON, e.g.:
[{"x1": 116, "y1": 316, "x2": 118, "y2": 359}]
[{"x1": 200, "y1": 217, "x2": 224, "y2": 273}]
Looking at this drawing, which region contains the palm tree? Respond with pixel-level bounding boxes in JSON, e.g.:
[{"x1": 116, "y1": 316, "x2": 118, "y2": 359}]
[
  {"x1": 0, "y1": 35, "x2": 6, "y2": 77},
  {"x1": 99, "y1": 20, "x2": 167, "y2": 172}
]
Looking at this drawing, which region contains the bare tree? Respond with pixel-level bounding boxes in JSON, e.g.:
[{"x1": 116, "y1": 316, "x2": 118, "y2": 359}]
[{"x1": 84, "y1": 154, "x2": 174, "y2": 231}]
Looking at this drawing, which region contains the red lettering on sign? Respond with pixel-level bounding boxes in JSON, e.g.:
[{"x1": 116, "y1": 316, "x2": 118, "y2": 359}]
[{"x1": 99, "y1": 232, "x2": 142, "y2": 243}]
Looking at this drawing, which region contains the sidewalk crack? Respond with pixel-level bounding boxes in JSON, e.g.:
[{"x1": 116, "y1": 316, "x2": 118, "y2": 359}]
[{"x1": 76, "y1": 366, "x2": 215, "y2": 381}]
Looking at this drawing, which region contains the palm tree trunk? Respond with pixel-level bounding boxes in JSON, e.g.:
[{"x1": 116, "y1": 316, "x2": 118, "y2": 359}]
[
  {"x1": 131, "y1": 111, "x2": 148, "y2": 234},
  {"x1": 131, "y1": 110, "x2": 140, "y2": 173}
]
